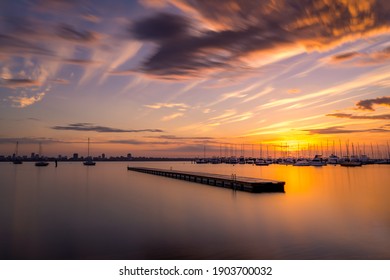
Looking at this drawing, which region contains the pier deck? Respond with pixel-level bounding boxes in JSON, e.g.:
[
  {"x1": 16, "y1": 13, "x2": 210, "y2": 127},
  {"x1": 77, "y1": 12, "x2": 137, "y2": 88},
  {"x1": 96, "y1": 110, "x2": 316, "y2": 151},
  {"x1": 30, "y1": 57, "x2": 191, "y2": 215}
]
[{"x1": 127, "y1": 167, "x2": 285, "y2": 193}]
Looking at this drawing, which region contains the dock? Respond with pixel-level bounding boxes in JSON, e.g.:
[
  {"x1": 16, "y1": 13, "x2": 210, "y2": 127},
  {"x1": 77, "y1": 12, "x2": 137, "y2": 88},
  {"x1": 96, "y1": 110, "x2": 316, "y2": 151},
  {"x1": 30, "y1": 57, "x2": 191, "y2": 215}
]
[{"x1": 127, "y1": 167, "x2": 285, "y2": 193}]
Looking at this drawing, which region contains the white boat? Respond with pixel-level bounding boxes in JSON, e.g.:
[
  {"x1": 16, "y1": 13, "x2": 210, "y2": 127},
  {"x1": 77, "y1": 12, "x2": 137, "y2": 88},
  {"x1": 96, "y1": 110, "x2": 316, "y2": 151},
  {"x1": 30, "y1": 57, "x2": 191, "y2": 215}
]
[
  {"x1": 293, "y1": 158, "x2": 310, "y2": 166},
  {"x1": 83, "y1": 138, "x2": 96, "y2": 166},
  {"x1": 195, "y1": 158, "x2": 208, "y2": 164}
]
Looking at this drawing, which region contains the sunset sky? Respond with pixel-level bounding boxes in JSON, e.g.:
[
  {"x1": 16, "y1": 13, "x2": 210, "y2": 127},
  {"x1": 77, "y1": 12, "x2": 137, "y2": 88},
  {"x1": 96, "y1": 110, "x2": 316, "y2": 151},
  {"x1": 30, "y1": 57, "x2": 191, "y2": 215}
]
[{"x1": 0, "y1": 0, "x2": 389, "y2": 157}]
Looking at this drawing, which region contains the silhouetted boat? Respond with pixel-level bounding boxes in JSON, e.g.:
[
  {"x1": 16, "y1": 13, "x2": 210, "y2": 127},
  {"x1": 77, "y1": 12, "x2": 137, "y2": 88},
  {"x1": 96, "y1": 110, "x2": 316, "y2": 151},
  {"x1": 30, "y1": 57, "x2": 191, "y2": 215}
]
[
  {"x1": 12, "y1": 141, "x2": 23, "y2": 164},
  {"x1": 35, "y1": 142, "x2": 49, "y2": 167},
  {"x1": 83, "y1": 138, "x2": 96, "y2": 166},
  {"x1": 340, "y1": 160, "x2": 362, "y2": 167},
  {"x1": 309, "y1": 155, "x2": 326, "y2": 166},
  {"x1": 35, "y1": 161, "x2": 49, "y2": 167},
  {"x1": 255, "y1": 158, "x2": 268, "y2": 166},
  {"x1": 293, "y1": 158, "x2": 310, "y2": 166},
  {"x1": 327, "y1": 154, "x2": 340, "y2": 165}
]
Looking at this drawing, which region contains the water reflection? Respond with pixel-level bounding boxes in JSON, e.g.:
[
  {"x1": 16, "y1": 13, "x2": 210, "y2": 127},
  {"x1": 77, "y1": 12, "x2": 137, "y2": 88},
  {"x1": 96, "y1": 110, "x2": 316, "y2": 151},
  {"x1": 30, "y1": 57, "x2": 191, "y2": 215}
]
[{"x1": 0, "y1": 162, "x2": 389, "y2": 259}]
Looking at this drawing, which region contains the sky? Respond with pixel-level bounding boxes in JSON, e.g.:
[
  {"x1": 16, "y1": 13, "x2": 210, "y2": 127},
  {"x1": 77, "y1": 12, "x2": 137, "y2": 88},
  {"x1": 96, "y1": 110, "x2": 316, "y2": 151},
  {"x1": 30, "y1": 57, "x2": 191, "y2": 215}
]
[{"x1": 0, "y1": 0, "x2": 390, "y2": 158}]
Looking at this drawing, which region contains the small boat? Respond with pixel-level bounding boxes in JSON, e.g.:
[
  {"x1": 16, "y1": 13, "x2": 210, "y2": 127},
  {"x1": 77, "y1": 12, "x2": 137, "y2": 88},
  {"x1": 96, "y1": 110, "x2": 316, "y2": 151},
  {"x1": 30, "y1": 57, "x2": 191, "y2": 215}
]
[
  {"x1": 83, "y1": 158, "x2": 96, "y2": 166},
  {"x1": 293, "y1": 158, "x2": 310, "y2": 166},
  {"x1": 195, "y1": 158, "x2": 208, "y2": 164},
  {"x1": 12, "y1": 141, "x2": 23, "y2": 164},
  {"x1": 35, "y1": 161, "x2": 49, "y2": 167},
  {"x1": 255, "y1": 158, "x2": 268, "y2": 166},
  {"x1": 35, "y1": 142, "x2": 49, "y2": 167},
  {"x1": 327, "y1": 154, "x2": 339, "y2": 165},
  {"x1": 340, "y1": 160, "x2": 362, "y2": 167},
  {"x1": 83, "y1": 138, "x2": 96, "y2": 166},
  {"x1": 13, "y1": 158, "x2": 23, "y2": 164},
  {"x1": 309, "y1": 155, "x2": 327, "y2": 166}
]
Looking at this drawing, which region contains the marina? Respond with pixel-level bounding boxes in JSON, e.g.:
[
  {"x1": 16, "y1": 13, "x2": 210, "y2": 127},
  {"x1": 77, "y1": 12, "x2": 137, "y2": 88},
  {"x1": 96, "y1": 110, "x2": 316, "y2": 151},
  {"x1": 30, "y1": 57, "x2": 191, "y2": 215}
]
[{"x1": 127, "y1": 166, "x2": 285, "y2": 193}]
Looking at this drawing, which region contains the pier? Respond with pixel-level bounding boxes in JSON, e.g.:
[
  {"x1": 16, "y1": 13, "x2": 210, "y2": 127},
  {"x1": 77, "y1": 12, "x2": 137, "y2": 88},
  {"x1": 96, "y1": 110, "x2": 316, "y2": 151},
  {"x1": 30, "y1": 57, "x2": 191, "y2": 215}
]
[{"x1": 127, "y1": 167, "x2": 285, "y2": 193}]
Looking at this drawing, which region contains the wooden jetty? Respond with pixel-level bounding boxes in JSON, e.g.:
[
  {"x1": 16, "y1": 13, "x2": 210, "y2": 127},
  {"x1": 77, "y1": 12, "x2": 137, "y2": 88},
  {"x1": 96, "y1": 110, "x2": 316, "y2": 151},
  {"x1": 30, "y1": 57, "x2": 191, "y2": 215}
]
[{"x1": 127, "y1": 167, "x2": 285, "y2": 193}]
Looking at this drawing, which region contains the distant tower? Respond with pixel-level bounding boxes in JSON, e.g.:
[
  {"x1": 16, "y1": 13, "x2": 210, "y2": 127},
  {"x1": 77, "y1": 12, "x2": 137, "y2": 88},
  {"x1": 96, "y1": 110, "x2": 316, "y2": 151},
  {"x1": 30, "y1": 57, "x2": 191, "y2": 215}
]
[{"x1": 73, "y1": 153, "x2": 79, "y2": 160}]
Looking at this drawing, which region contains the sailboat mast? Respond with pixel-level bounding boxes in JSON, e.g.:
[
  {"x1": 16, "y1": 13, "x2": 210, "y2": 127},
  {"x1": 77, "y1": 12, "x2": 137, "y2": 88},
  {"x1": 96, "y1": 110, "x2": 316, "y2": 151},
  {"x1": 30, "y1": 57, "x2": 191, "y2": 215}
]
[
  {"x1": 15, "y1": 141, "x2": 19, "y2": 156},
  {"x1": 88, "y1": 138, "x2": 90, "y2": 157}
]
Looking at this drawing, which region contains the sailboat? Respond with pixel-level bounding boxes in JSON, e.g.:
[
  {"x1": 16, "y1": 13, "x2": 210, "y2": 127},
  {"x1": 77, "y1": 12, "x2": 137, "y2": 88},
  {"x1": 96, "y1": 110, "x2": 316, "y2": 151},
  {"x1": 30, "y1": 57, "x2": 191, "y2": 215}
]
[
  {"x1": 83, "y1": 138, "x2": 96, "y2": 166},
  {"x1": 35, "y1": 142, "x2": 49, "y2": 166},
  {"x1": 12, "y1": 141, "x2": 23, "y2": 164}
]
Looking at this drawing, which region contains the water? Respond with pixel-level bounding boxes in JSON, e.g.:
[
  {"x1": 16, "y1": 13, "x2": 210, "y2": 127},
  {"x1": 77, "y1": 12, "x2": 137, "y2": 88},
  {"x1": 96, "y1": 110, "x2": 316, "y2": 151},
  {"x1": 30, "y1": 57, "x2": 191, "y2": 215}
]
[{"x1": 1, "y1": 162, "x2": 389, "y2": 259}]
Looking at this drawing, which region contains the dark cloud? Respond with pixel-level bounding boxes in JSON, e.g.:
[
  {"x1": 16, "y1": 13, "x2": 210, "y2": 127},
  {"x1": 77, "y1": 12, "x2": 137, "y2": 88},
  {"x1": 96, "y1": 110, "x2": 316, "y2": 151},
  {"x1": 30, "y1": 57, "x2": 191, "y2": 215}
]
[
  {"x1": 128, "y1": 0, "x2": 390, "y2": 78},
  {"x1": 62, "y1": 59, "x2": 99, "y2": 65},
  {"x1": 331, "y1": 51, "x2": 360, "y2": 61},
  {"x1": 326, "y1": 113, "x2": 390, "y2": 120},
  {"x1": 0, "y1": 137, "x2": 64, "y2": 144},
  {"x1": 131, "y1": 13, "x2": 191, "y2": 42},
  {"x1": 305, "y1": 126, "x2": 390, "y2": 135},
  {"x1": 51, "y1": 123, "x2": 163, "y2": 133},
  {"x1": 0, "y1": 78, "x2": 41, "y2": 88},
  {"x1": 330, "y1": 46, "x2": 390, "y2": 65},
  {"x1": 148, "y1": 135, "x2": 215, "y2": 140},
  {"x1": 108, "y1": 139, "x2": 181, "y2": 145},
  {"x1": 57, "y1": 24, "x2": 97, "y2": 42},
  {"x1": 356, "y1": 96, "x2": 390, "y2": 111},
  {"x1": 0, "y1": 34, "x2": 53, "y2": 56}
]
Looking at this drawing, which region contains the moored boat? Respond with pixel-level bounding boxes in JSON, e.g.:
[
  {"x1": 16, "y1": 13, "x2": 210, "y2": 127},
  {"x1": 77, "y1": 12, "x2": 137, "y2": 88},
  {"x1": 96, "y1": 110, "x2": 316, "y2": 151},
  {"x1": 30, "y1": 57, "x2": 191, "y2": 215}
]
[
  {"x1": 83, "y1": 138, "x2": 96, "y2": 166},
  {"x1": 309, "y1": 155, "x2": 326, "y2": 166},
  {"x1": 35, "y1": 142, "x2": 49, "y2": 167}
]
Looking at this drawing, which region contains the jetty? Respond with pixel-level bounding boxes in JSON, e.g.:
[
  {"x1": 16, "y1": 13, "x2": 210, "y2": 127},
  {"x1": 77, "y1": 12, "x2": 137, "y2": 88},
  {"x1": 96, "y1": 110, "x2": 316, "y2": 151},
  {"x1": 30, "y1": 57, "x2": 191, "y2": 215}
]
[{"x1": 127, "y1": 167, "x2": 285, "y2": 193}]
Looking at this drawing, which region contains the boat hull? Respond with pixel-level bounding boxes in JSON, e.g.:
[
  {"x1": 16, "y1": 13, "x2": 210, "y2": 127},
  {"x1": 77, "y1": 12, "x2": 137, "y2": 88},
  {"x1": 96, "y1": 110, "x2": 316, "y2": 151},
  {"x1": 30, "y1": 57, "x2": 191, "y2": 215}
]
[{"x1": 35, "y1": 162, "x2": 49, "y2": 167}]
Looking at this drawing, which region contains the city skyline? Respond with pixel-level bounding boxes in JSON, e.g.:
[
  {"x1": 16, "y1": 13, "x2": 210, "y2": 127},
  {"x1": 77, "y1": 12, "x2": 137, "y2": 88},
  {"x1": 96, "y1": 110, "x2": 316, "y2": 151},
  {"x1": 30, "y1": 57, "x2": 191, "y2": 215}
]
[{"x1": 1, "y1": 0, "x2": 390, "y2": 157}]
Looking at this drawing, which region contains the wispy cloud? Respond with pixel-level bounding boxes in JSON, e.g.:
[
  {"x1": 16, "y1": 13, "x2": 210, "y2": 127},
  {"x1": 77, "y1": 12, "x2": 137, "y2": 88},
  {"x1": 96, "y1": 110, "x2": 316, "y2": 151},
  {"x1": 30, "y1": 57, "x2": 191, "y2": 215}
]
[
  {"x1": 242, "y1": 86, "x2": 274, "y2": 103},
  {"x1": 258, "y1": 65, "x2": 390, "y2": 110},
  {"x1": 144, "y1": 103, "x2": 189, "y2": 109},
  {"x1": 51, "y1": 123, "x2": 163, "y2": 133},
  {"x1": 287, "y1": 88, "x2": 301, "y2": 94},
  {"x1": 206, "y1": 109, "x2": 253, "y2": 126},
  {"x1": 0, "y1": 137, "x2": 64, "y2": 144},
  {"x1": 162, "y1": 113, "x2": 184, "y2": 121},
  {"x1": 148, "y1": 135, "x2": 215, "y2": 140},
  {"x1": 326, "y1": 113, "x2": 390, "y2": 120},
  {"x1": 305, "y1": 126, "x2": 390, "y2": 135},
  {"x1": 56, "y1": 24, "x2": 98, "y2": 43}
]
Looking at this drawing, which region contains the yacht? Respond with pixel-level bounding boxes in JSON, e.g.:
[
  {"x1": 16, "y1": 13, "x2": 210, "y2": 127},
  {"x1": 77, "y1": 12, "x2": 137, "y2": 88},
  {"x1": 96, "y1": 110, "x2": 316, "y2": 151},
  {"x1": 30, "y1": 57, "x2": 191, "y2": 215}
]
[
  {"x1": 255, "y1": 158, "x2": 268, "y2": 166},
  {"x1": 293, "y1": 158, "x2": 310, "y2": 166},
  {"x1": 309, "y1": 155, "x2": 326, "y2": 166},
  {"x1": 327, "y1": 154, "x2": 339, "y2": 165}
]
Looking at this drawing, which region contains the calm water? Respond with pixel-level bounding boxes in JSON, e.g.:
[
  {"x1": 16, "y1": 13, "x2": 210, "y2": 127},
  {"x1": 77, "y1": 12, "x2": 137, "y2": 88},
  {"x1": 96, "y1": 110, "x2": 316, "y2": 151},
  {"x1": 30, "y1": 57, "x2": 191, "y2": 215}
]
[{"x1": 1, "y1": 161, "x2": 389, "y2": 259}]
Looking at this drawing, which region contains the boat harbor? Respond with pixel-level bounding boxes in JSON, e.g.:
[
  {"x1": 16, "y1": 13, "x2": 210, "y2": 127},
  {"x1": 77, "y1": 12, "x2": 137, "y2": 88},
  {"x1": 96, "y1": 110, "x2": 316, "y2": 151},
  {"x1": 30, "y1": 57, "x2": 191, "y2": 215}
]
[{"x1": 127, "y1": 166, "x2": 285, "y2": 193}]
